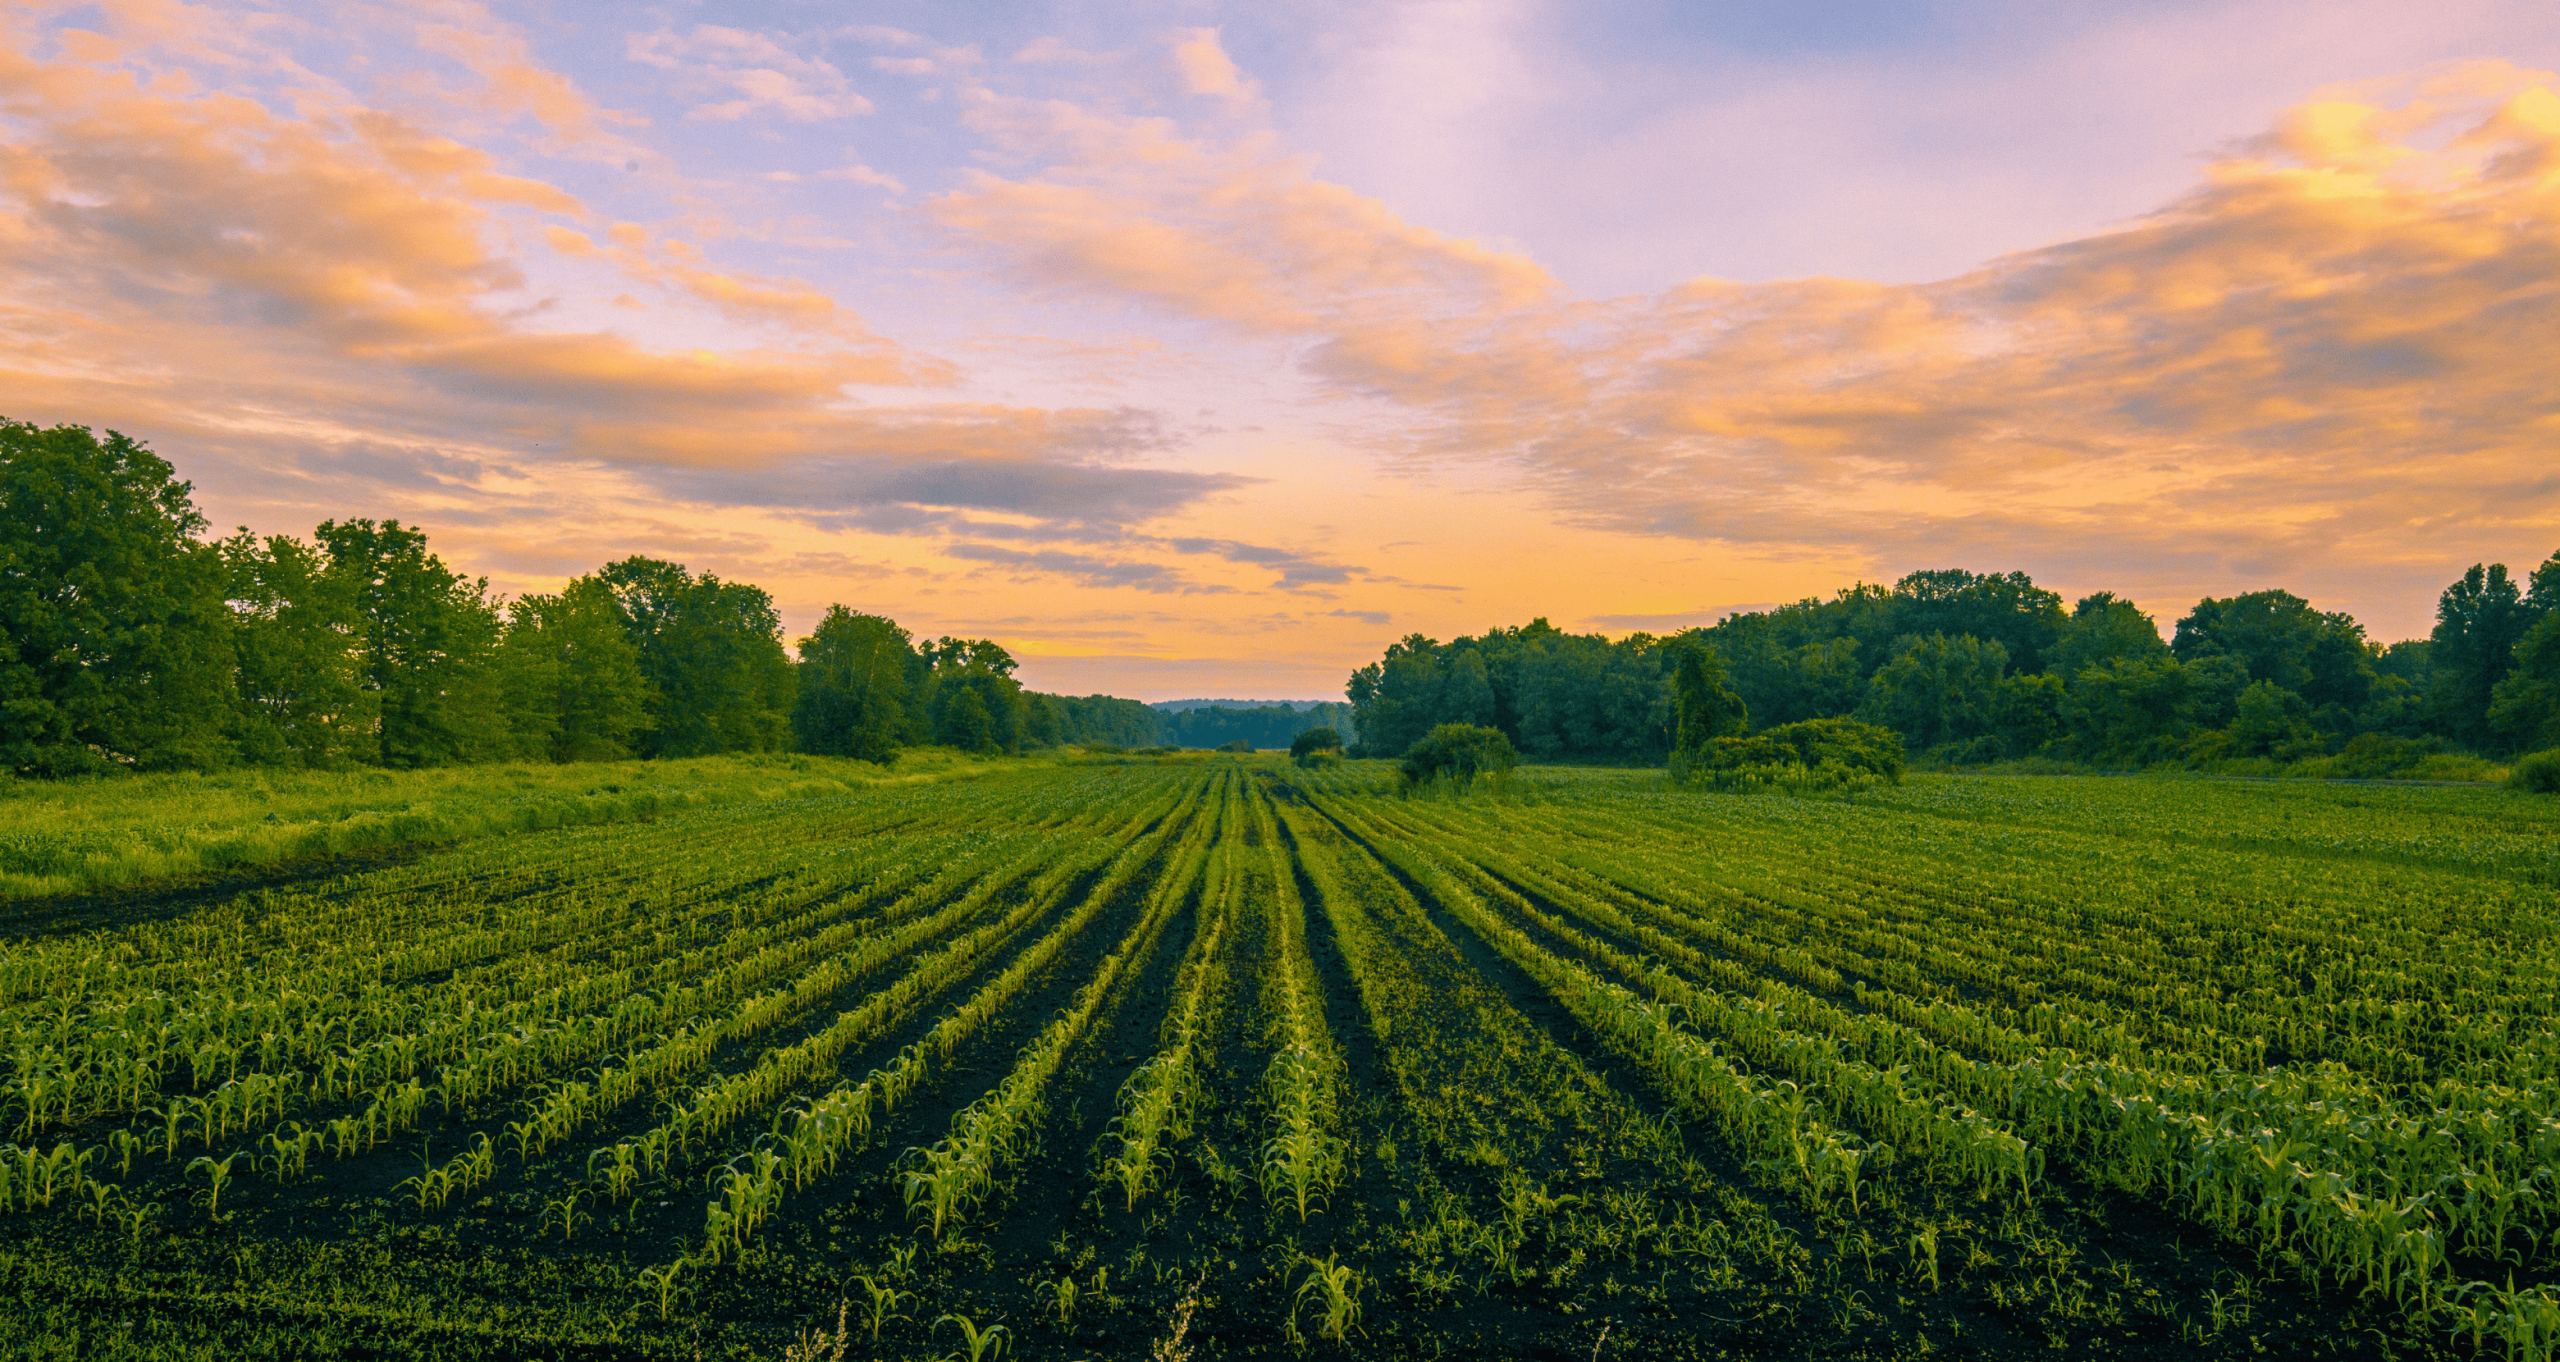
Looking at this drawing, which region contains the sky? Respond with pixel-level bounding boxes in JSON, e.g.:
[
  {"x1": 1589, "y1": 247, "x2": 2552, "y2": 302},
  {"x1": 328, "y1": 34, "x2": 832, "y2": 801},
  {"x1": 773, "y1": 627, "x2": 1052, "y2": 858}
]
[{"x1": 4, "y1": 1, "x2": 2559, "y2": 700}]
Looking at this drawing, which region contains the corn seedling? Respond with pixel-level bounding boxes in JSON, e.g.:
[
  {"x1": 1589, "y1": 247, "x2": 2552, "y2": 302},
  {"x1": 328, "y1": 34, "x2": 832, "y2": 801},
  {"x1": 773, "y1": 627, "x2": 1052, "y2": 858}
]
[
  {"x1": 186, "y1": 1151, "x2": 239, "y2": 1218},
  {"x1": 1294, "y1": 1252, "x2": 1362, "y2": 1342},
  {"x1": 933, "y1": 1312, "x2": 1008, "y2": 1362},
  {"x1": 638, "y1": 1259, "x2": 692, "y2": 1322},
  {"x1": 542, "y1": 1189, "x2": 586, "y2": 1241},
  {"x1": 853, "y1": 1274, "x2": 912, "y2": 1341}
]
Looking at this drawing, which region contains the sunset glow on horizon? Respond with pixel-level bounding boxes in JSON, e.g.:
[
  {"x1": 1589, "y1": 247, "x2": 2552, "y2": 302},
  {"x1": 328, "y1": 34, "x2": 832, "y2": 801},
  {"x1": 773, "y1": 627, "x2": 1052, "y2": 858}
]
[{"x1": 5, "y1": 0, "x2": 2558, "y2": 699}]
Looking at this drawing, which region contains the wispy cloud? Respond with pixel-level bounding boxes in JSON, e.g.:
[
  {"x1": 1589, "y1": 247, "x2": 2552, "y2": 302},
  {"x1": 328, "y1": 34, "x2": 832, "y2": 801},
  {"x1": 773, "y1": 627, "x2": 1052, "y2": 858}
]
[{"x1": 627, "y1": 26, "x2": 873, "y2": 122}]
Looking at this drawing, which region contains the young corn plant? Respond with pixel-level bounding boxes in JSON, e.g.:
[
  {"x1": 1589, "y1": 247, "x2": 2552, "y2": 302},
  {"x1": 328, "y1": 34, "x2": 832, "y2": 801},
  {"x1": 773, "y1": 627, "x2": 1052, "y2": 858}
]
[
  {"x1": 934, "y1": 1312, "x2": 1009, "y2": 1362},
  {"x1": 853, "y1": 1273, "x2": 913, "y2": 1341},
  {"x1": 1293, "y1": 1252, "x2": 1362, "y2": 1343},
  {"x1": 187, "y1": 1151, "x2": 240, "y2": 1219},
  {"x1": 1909, "y1": 1222, "x2": 1943, "y2": 1290},
  {"x1": 541, "y1": 1190, "x2": 586, "y2": 1242},
  {"x1": 637, "y1": 1259, "x2": 692, "y2": 1322}
]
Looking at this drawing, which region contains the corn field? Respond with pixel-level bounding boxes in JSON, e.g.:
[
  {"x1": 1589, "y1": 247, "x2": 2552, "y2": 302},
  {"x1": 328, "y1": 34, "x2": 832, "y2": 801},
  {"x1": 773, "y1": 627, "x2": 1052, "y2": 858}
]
[{"x1": 2, "y1": 755, "x2": 2556, "y2": 1359}]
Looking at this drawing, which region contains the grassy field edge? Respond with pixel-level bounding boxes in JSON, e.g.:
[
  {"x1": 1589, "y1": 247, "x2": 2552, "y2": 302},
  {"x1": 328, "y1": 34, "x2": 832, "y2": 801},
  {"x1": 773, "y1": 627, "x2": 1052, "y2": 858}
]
[{"x1": 0, "y1": 749, "x2": 1044, "y2": 904}]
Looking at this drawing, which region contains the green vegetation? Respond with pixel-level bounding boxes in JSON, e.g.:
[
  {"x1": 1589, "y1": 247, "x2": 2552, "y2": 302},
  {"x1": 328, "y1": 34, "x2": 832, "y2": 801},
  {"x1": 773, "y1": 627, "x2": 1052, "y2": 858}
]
[
  {"x1": 0, "y1": 751, "x2": 1009, "y2": 902},
  {"x1": 1289, "y1": 726, "x2": 1344, "y2": 769},
  {"x1": 1395, "y1": 722, "x2": 1517, "y2": 787},
  {"x1": 1675, "y1": 716, "x2": 1905, "y2": 793},
  {"x1": 5, "y1": 756, "x2": 2555, "y2": 1358},
  {"x1": 1346, "y1": 563, "x2": 2560, "y2": 777}
]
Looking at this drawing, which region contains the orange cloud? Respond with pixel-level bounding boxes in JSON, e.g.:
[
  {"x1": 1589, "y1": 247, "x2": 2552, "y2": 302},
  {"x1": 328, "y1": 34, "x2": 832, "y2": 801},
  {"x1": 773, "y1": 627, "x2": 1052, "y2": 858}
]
[
  {"x1": 928, "y1": 61, "x2": 2560, "y2": 607},
  {"x1": 932, "y1": 97, "x2": 1555, "y2": 333},
  {"x1": 411, "y1": 1, "x2": 649, "y2": 154},
  {"x1": 1169, "y1": 28, "x2": 1257, "y2": 105},
  {"x1": 0, "y1": 20, "x2": 969, "y2": 470}
]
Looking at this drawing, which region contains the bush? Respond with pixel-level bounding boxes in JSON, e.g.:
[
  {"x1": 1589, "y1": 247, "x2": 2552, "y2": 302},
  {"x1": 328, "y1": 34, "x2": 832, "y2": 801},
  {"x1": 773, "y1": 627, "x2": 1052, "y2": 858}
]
[
  {"x1": 2317, "y1": 733, "x2": 2449, "y2": 779},
  {"x1": 1676, "y1": 717, "x2": 1903, "y2": 794},
  {"x1": 1398, "y1": 723, "x2": 1517, "y2": 788},
  {"x1": 2512, "y1": 748, "x2": 2560, "y2": 794},
  {"x1": 1217, "y1": 739, "x2": 1254, "y2": 753},
  {"x1": 1289, "y1": 727, "x2": 1343, "y2": 760}
]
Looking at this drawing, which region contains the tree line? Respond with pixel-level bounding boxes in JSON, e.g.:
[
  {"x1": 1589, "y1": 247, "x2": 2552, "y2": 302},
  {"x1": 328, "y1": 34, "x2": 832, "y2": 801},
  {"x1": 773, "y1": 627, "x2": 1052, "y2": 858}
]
[
  {"x1": 0, "y1": 419, "x2": 1316, "y2": 775},
  {"x1": 1351, "y1": 563, "x2": 2560, "y2": 769}
]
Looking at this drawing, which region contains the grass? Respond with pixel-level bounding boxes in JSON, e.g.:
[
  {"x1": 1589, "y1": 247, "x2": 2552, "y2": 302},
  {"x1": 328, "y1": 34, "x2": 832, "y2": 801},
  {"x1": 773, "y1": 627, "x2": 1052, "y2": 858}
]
[
  {"x1": 0, "y1": 747, "x2": 1039, "y2": 902},
  {"x1": 1923, "y1": 741, "x2": 2512, "y2": 783}
]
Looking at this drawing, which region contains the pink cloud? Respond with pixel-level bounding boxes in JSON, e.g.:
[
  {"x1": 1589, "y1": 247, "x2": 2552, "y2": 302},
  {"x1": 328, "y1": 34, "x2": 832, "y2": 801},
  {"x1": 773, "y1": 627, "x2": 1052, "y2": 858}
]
[{"x1": 925, "y1": 60, "x2": 2560, "y2": 619}]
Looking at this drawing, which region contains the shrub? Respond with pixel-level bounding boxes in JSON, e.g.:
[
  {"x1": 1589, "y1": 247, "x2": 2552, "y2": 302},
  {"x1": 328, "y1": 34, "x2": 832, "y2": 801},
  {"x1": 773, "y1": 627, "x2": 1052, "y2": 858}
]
[
  {"x1": 2321, "y1": 733, "x2": 2449, "y2": 779},
  {"x1": 1217, "y1": 739, "x2": 1255, "y2": 753},
  {"x1": 2512, "y1": 748, "x2": 2560, "y2": 794},
  {"x1": 1676, "y1": 717, "x2": 1904, "y2": 794},
  {"x1": 1289, "y1": 727, "x2": 1343, "y2": 762},
  {"x1": 1398, "y1": 724, "x2": 1517, "y2": 788}
]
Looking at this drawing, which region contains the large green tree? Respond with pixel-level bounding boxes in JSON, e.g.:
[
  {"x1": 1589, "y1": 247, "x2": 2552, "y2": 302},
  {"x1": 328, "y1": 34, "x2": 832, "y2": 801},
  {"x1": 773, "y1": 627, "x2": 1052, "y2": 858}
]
[
  {"x1": 2060, "y1": 655, "x2": 2197, "y2": 764},
  {"x1": 315, "y1": 519, "x2": 510, "y2": 767},
  {"x1": 922, "y1": 637, "x2": 1024, "y2": 753},
  {"x1": 2172, "y1": 589, "x2": 2375, "y2": 718},
  {"x1": 1670, "y1": 642, "x2": 1747, "y2": 753},
  {"x1": 792, "y1": 606, "x2": 917, "y2": 763},
  {"x1": 220, "y1": 529, "x2": 374, "y2": 768},
  {"x1": 2429, "y1": 562, "x2": 2539, "y2": 749},
  {"x1": 1856, "y1": 633, "x2": 2008, "y2": 750},
  {"x1": 2049, "y1": 592, "x2": 2170, "y2": 679},
  {"x1": 1890, "y1": 569, "x2": 2067, "y2": 676},
  {"x1": 498, "y1": 576, "x2": 655, "y2": 762},
  {"x1": 597, "y1": 557, "x2": 794, "y2": 757},
  {"x1": 2489, "y1": 552, "x2": 2560, "y2": 753},
  {"x1": 1346, "y1": 633, "x2": 1445, "y2": 757},
  {"x1": 1, "y1": 421, "x2": 236, "y2": 773},
  {"x1": 1435, "y1": 649, "x2": 1497, "y2": 728}
]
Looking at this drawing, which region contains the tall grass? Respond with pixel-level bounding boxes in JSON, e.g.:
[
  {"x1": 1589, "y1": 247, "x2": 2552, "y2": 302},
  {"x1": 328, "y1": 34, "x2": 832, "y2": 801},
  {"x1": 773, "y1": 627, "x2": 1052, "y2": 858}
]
[{"x1": 0, "y1": 748, "x2": 1020, "y2": 902}]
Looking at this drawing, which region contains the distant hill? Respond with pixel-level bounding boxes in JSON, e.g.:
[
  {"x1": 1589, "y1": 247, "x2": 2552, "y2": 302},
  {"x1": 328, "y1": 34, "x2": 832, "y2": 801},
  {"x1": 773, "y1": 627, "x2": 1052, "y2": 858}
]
[{"x1": 1147, "y1": 698, "x2": 1336, "y2": 712}]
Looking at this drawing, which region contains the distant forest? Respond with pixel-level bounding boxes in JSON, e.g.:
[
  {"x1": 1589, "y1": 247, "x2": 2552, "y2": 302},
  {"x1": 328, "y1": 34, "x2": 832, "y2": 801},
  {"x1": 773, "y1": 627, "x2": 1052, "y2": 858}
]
[
  {"x1": 0, "y1": 420, "x2": 1342, "y2": 775},
  {"x1": 1035, "y1": 697, "x2": 1353, "y2": 752},
  {"x1": 1350, "y1": 569, "x2": 2560, "y2": 770}
]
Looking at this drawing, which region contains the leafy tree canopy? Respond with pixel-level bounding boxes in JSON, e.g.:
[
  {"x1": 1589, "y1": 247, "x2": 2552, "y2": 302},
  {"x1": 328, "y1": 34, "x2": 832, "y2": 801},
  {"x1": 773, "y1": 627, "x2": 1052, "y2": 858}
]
[{"x1": 0, "y1": 420, "x2": 234, "y2": 774}]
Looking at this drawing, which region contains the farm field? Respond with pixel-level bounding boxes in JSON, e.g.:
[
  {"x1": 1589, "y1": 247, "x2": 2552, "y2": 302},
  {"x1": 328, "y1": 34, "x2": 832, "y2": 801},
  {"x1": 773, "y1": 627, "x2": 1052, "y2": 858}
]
[{"x1": 3, "y1": 757, "x2": 2559, "y2": 1360}]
